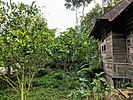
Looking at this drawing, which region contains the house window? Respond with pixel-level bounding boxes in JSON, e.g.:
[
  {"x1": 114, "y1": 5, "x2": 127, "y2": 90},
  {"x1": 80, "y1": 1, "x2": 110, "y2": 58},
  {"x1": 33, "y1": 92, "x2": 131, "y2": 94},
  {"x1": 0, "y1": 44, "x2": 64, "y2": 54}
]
[
  {"x1": 127, "y1": 39, "x2": 130, "y2": 46},
  {"x1": 127, "y1": 37, "x2": 133, "y2": 63},
  {"x1": 127, "y1": 48, "x2": 130, "y2": 53},
  {"x1": 101, "y1": 45, "x2": 106, "y2": 52},
  {"x1": 102, "y1": 46, "x2": 104, "y2": 51},
  {"x1": 104, "y1": 45, "x2": 106, "y2": 51},
  {"x1": 127, "y1": 38, "x2": 133, "y2": 48},
  {"x1": 102, "y1": 39, "x2": 104, "y2": 42},
  {"x1": 101, "y1": 38, "x2": 106, "y2": 53},
  {"x1": 127, "y1": 29, "x2": 133, "y2": 36}
]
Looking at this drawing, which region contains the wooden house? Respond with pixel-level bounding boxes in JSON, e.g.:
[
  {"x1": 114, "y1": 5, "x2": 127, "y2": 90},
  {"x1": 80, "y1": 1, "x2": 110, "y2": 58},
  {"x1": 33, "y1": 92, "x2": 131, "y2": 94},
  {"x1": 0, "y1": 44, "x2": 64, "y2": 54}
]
[{"x1": 91, "y1": 0, "x2": 133, "y2": 88}]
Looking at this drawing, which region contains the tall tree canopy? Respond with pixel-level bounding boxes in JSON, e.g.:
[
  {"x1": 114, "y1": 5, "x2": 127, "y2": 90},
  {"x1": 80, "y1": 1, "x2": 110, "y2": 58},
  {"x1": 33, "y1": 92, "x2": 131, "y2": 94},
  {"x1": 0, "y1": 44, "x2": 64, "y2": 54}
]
[
  {"x1": 64, "y1": 0, "x2": 93, "y2": 23},
  {"x1": 81, "y1": 4, "x2": 102, "y2": 33}
]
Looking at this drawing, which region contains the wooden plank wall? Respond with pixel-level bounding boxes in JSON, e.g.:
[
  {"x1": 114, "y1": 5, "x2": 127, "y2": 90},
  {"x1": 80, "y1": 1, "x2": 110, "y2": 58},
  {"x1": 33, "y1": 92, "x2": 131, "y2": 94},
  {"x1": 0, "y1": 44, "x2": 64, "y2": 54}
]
[
  {"x1": 106, "y1": 32, "x2": 113, "y2": 62},
  {"x1": 125, "y1": 7, "x2": 133, "y2": 31},
  {"x1": 128, "y1": 65, "x2": 133, "y2": 78},
  {"x1": 113, "y1": 33, "x2": 127, "y2": 63},
  {"x1": 125, "y1": 7, "x2": 133, "y2": 79},
  {"x1": 100, "y1": 30, "x2": 114, "y2": 78},
  {"x1": 100, "y1": 31, "x2": 113, "y2": 62}
]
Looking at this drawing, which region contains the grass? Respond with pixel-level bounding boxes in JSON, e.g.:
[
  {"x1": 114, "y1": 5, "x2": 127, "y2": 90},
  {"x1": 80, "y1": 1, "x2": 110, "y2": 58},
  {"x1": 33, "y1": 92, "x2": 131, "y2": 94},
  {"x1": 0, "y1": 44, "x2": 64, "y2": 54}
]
[{"x1": 0, "y1": 68, "x2": 80, "y2": 100}]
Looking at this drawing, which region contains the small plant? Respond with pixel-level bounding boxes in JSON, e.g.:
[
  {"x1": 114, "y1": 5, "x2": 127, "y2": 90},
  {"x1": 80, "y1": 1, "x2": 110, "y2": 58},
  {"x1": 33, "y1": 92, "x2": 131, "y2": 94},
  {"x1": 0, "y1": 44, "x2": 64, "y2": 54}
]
[
  {"x1": 52, "y1": 72, "x2": 65, "y2": 80},
  {"x1": 122, "y1": 82, "x2": 133, "y2": 88},
  {"x1": 35, "y1": 68, "x2": 48, "y2": 77},
  {"x1": 68, "y1": 72, "x2": 110, "y2": 100},
  {"x1": 90, "y1": 72, "x2": 109, "y2": 100}
]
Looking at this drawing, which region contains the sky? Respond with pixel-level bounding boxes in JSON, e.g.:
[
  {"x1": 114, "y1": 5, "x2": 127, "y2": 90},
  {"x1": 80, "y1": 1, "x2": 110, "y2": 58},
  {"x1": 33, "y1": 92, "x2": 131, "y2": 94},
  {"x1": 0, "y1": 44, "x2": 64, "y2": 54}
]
[{"x1": 10, "y1": 0, "x2": 101, "y2": 31}]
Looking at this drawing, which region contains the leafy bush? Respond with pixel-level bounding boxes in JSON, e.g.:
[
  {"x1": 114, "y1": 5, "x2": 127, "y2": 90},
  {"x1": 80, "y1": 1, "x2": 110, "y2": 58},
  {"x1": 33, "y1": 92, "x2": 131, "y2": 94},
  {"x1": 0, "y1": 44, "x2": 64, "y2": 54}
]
[
  {"x1": 68, "y1": 72, "x2": 110, "y2": 100},
  {"x1": 0, "y1": 0, "x2": 56, "y2": 99},
  {"x1": 0, "y1": 0, "x2": 103, "y2": 99},
  {"x1": 52, "y1": 72, "x2": 65, "y2": 80},
  {"x1": 32, "y1": 69, "x2": 80, "y2": 90},
  {"x1": 35, "y1": 68, "x2": 48, "y2": 77},
  {"x1": 122, "y1": 82, "x2": 133, "y2": 88}
]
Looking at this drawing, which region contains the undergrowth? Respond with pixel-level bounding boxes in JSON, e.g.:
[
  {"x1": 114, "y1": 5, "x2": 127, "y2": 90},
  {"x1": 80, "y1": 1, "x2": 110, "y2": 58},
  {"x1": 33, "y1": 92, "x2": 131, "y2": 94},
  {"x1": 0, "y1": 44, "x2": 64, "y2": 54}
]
[
  {"x1": 0, "y1": 68, "x2": 80, "y2": 100},
  {"x1": 0, "y1": 68, "x2": 112, "y2": 100}
]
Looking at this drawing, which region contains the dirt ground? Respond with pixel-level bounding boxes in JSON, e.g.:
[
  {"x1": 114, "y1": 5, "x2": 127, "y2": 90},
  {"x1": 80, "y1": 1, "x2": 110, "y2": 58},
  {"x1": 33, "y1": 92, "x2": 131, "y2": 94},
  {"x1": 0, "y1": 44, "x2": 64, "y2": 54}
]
[
  {"x1": 107, "y1": 91, "x2": 127, "y2": 100},
  {"x1": 107, "y1": 88, "x2": 133, "y2": 100}
]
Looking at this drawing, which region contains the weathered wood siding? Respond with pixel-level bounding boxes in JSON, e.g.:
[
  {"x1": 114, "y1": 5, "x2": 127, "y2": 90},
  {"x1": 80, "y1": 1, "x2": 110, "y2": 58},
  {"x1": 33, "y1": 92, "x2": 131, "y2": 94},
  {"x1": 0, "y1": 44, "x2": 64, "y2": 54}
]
[
  {"x1": 99, "y1": 28, "x2": 113, "y2": 63},
  {"x1": 128, "y1": 64, "x2": 133, "y2": 78},
  {"x1": 112, "y1": 17, "x2": 127, "y2": 63},
  {"x1": 99, "y1": 28, "x2": 114, "y2": 79},
  {"x1": 125, "y1": 7, "x2": 133, "y2": 78},
  {"x1": 125, "y1": 6, "x2": 133, "y2": 32},
  {"x1": 113, "y1": 33, "x2": 127, "y2": 62},
  {"x1": 92, "y1": 0, "x2": 133, "y2": 88},
  {"x1": 126, "y1": 7, "x2": 133, "y2": 64},
  {"x1": 103, "y1": 32, "x2": 114, "y2": 77},
  {"x1": 106, "y1": 32, "x2": 113, "y2": 61}
]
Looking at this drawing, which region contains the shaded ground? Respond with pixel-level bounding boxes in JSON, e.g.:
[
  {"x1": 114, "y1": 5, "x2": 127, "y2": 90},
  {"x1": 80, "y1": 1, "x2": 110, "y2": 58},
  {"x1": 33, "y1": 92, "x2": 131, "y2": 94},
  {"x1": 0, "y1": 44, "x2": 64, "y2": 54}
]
[
  {"x1": 107, "y1": 88, "x2": 133, "y2": 100},
  {"x1": 107, "y1": 91, "x2": 127, "y2": 100},
  {"x1": 0, "y1": 69, "x2": 132, "y2": 100}
]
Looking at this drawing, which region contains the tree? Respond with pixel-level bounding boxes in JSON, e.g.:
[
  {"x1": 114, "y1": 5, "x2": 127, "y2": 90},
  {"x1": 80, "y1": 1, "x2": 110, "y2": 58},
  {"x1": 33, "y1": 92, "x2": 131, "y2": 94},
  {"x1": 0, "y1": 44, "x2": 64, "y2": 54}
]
[
  {"x1": 46, "y1": 24, "x2": 100, "y2": 72},
  {"x1": 79, "y1": 0, "x2": 92, "y2": 17},
  {"x1": 81, "y1": 4, "x2": 102, "y2": 33},
  {"x1": 64, "y1": 0, "x2": 93, "y2": 23},
  {"x1": 0, "y1": 1, "x2": 53, "y2": 99}
]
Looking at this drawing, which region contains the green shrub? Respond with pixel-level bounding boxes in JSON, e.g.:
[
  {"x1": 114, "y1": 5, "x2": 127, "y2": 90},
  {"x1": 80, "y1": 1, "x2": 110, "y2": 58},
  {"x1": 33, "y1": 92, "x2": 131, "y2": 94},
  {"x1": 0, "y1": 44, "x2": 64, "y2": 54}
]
[
  {"x1": 52, "y1": 72, "x2": 65, "y2": 80},
  {"x1": 68, "y1": 72, "x2": 110, "y2": 100},
  {"x1": 122, "y1": 82, "x2": 133, "y2": 88},
  {"x1": 35, "y1": 68, "x2": 48, "y2": 77}
]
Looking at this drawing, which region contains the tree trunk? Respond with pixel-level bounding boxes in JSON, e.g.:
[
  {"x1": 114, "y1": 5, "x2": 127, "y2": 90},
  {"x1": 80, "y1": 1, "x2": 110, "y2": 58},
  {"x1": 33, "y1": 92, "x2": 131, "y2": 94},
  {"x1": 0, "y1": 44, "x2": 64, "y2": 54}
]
[
  {"x1": 21, "y1": 82, "x2": 24, "y2": 100},
  {"x1": 75, "y1": 9, "x2": 78, "y2": 25},
  {"x1": 82, "y1": 4, "x2": 85, "y2": 18}
]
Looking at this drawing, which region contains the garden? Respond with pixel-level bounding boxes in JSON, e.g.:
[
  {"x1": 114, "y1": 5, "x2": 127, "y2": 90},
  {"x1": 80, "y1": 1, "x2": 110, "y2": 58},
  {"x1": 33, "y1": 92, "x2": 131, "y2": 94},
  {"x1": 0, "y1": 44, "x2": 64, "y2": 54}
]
[{"x1": 0, "y1": 0, "x2": 127, "y2": 100}]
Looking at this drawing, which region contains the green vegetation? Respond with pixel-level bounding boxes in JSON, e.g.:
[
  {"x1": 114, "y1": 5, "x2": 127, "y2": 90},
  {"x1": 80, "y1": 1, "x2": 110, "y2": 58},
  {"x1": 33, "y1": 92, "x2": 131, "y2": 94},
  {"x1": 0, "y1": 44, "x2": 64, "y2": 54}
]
[
  {"x1": 0, "y1": 1, "x2": 55, "y2": 99},
  {"x1": 0, "y1": 0, "x2": 119, "y2": 100},
  {"x1": 0, "y1": 68, "x2": 110, "y2": 100},
  {"x1": 0, "y1": 69, "x2": 79, "y2": 100}
]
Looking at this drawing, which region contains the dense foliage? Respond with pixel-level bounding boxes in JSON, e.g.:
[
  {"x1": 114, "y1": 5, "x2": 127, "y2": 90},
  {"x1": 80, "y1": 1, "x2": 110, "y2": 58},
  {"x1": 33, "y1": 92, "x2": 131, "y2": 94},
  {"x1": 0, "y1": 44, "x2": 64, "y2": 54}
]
[
  {"x1": 0, "y1": 0, "x2": 112, "y2": 100},
  {"x1": 0, "y1": 69, "x2": 80, "y2": 100},
  {"x1": 0, "y1": 0, "x2": 55, "y2": 99},
  {"x1": 0, "y1": 69, "x2": 110, "y2": 100},
  {"x1": 46, "y1": 26, "x2": 100, "y2": 71},
  {"x1": 81, "y1": 4, "x2": 102, "y2": 33}
]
